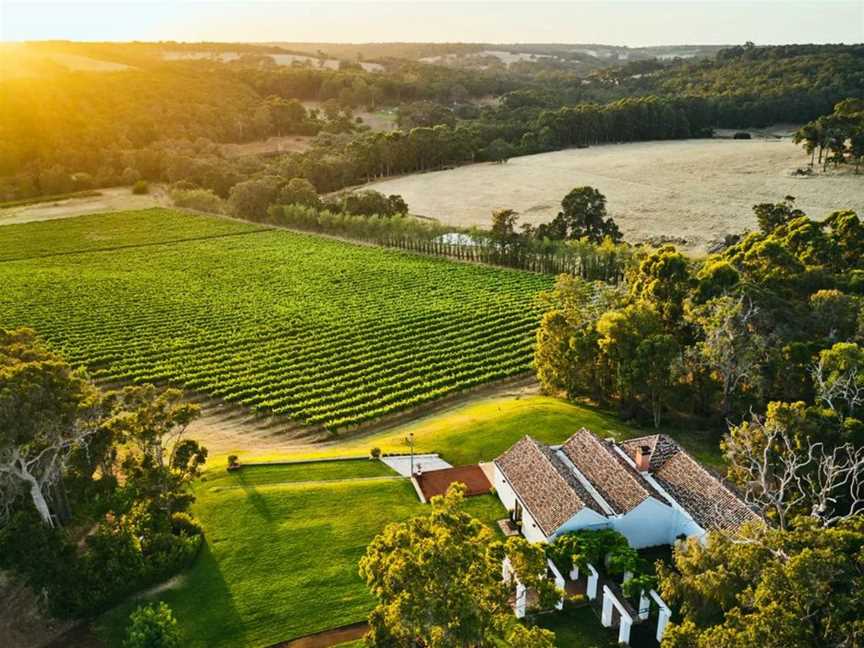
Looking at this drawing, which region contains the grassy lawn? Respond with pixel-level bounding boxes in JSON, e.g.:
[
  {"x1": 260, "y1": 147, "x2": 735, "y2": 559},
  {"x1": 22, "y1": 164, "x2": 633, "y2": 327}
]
[
  {"x1": 223, "y1": 459, "x2": 397, "y2": 486},
  {"x1": 97, "y1": 462, "x2": 505, "y2": 648},
  {"x1": 237, "y1": 394, "x2": 724, "y2": 469},
  {"x1": 537, "y1": 605, "x2": 617, "y2": 648},
  {"x1": 97, "y1": 397, "x2": 719, "y2": 647}
]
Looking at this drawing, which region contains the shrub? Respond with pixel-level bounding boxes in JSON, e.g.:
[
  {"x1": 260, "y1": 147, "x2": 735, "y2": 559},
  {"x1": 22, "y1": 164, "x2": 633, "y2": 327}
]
[
  {"x1": 170, "y1": 512, "x2": 203, "y2": 537},
  {"x1": 268, "y1": 204, "x2": 449, "y2": 242},
  {"x1": 171, "y1": 179, "x2": 197, "y2": 191},
  {"x1": 121, "y1": 167, "x2": 142, "y2": 185},
  {"x1": 70, "y1": 172, "x2": 94, "y2": 190},
  {"x1": 0, "y1": 509, "x2": 81, "y2": 617},
  {"x1": 171, "y1": 188, "x2": 225, "y2": 214},
  {"x1": 227, "y1": 454, "x2": 240, "y2": 471},
  {"x1": 123, "y1": 602, "x2": 181, "y2": 648},
  {"x1": 132, "y1": 180, "x2": 149, "y2": 195},
  {"x1": 228, "y1": 176, "x2": 280, "y2": 221},
  {"x1": 733, "y1": 131, "x2": 752, "y2": 140},
  {"x1": 341, "y1": 190, "x2": 408, "y2": 217},
  {"x1": 0, "y1": 504, "x2": 204, "y2": 618},
  {"x1": 278, "y1": 177, "x2": 321, "y2": 209},
  {"x1": 370, "y1": 447, "x2": 381, "y2": 459}
]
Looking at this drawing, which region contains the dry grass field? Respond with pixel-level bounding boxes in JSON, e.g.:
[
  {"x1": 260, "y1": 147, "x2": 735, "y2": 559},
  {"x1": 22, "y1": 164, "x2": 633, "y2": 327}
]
[{"x1": 363, "y1": 138, "x2": 864, "y2": 253}]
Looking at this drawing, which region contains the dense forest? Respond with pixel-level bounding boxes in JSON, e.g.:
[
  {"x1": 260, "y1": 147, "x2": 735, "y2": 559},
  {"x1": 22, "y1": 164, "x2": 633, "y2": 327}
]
[{"x1": 0, "y1": 42, "x2": 861, "y2": 201}]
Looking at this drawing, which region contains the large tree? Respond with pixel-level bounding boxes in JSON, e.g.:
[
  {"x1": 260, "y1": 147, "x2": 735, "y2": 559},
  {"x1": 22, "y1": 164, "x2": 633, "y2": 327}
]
[
  {"x1": 103, "y1": 385, "x2": 205, "y2": 515},
  {"x1": 658, "y1": 516, "x2": 864, "y2": 648},
  {"x1": 543, "y1": 186, "x2": 622, "y2": 244},
  {"x1": 723, "y1": 401, "x2": 864, "y2": 530},
  {"x1": 358, "y1": 484, "x2": 556, "y2": 648},
  {"x1": 687, "y1": 294, "x2": 767, "y2": 419},
  {"x1": 0, "y1": 328, "x2": 102, "y2": 527},
  {"x1": 228, "y1": 176, "x2": 281, "y2": 221}
]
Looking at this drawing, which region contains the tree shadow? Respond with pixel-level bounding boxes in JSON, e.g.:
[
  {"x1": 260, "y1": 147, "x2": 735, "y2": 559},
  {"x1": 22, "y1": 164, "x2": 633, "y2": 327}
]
[
  {"x1": 236, "y1": 469, "x2": 275, "y2": 522},
  {"x1": 95, "y1": 540, "x2": 245, "y2": 647}
]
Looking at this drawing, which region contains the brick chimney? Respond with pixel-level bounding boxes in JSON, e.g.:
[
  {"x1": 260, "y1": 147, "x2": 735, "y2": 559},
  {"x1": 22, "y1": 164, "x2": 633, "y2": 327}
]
[{"x1": 635, "y1": 445, "x2": 652, "y2": 472}]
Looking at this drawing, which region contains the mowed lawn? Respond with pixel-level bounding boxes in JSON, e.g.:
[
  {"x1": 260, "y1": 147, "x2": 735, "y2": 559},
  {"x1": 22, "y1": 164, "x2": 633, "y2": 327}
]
[
  {"x1": 242, "y1": 394, "x2": 724, "y2": 469},
  {"x1": 97, "y1": 460, "x2": 505, "y2": 647},
  {"x1": 539, "y1": 606, "x2": 617, "y2": 648}
]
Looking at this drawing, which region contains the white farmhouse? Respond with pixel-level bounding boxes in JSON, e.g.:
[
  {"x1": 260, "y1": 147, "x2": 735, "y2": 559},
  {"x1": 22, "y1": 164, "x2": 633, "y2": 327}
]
[{"x1": 493, "y1": 428, "x2": 757, "y2": 547}]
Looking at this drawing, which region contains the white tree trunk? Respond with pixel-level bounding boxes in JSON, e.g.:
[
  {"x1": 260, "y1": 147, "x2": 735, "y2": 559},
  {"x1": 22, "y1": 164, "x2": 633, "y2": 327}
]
[{"x1": 22, "y1": 469, "x2": 54, "y2": 527}]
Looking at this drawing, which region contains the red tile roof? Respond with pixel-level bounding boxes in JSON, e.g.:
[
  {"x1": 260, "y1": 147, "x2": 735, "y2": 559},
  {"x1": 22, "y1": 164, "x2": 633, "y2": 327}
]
[
  {"x1": 620, "y1": 435, "x2": 760, "y2": 532},
  {"x1": 414, "y1": 465, "x2": 491, "y2": 501},
  {"x1": 494, "y1": 436, "x2": 603, "y2": 536},
  {"x1": 560, "y1": 429, "x2": 662, "y2": 514}
]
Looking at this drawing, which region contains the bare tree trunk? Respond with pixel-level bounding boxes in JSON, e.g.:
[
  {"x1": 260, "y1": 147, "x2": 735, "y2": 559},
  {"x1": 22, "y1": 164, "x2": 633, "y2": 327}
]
[{"x1": 24, "y1": 473, "x2": 54, "y2": 527}]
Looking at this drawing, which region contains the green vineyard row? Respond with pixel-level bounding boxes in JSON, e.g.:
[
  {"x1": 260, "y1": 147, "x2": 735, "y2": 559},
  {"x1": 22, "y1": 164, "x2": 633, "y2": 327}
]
[{"x1": 0, "y1": 209, "x2": 554, "y2": 430}]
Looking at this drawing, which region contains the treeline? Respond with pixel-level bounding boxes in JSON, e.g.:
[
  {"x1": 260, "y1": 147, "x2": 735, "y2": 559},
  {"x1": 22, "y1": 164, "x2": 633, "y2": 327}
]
[
  {"x1": 535, "y1": 197, "x2": 864, "y2": 433},
  {"x1": 245, "y1": 59, "x2": 518, "y2": 107},
  {"x1": 191, "y1": 177, "x2": 630, "y2": 281},
  {"x1": 266, "y1": 203, "x2": 629, "y2": 281},
  {"x1": 795, "y1": 98, "x2": 864, "y2": 171},
  {"x1": 3, "y1": 43, "x2": 861, "y2": 201}
]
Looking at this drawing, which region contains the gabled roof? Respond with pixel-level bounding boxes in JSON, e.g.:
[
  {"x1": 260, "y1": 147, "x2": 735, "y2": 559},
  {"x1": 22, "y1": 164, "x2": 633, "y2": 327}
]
[
  {"x1": 494, "y1": 436, "x2": 602, "y2": 536},
  {"x1": 620, "y1": 434, "x2": 760, "y2": 532},
  {"x1": 560, "y1": 429, "x2": 663, "y2": 514}
]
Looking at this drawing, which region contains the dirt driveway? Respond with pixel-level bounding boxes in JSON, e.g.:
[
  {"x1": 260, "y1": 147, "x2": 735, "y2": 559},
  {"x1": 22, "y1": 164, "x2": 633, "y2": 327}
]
[{"x1": 0, "y1": 187, "x2": 168, "y2": 226}]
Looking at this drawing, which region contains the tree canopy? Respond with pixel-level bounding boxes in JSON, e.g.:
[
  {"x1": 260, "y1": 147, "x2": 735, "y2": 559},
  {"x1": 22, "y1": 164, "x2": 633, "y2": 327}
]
[
  {"x1": 659, "y1": 516, "x2": 864, "y2": 648},
  {"x1": 358, "y1": 483, "x2": 556, "y2": 648}
]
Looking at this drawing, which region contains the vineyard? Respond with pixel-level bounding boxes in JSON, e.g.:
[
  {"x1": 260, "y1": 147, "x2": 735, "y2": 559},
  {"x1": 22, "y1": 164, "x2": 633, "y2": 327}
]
[{"x1": 0, "y1": 208, "x2": 552, "y2": 430}]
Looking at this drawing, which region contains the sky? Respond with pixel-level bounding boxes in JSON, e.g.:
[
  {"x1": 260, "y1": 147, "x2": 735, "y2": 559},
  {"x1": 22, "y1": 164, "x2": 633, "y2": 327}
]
[{"x1": 0, "y1": 1, "x2": 862, "y2": 46}]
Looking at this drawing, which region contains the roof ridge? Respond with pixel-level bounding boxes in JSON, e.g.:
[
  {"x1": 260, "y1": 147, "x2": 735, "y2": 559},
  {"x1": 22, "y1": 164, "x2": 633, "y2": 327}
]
[
  {"x1": 561, "y1": 429, "x2": 655, "y2": 513},
  {"x1": 589, "y1": 431, "x2": 656, "y2": 501}
]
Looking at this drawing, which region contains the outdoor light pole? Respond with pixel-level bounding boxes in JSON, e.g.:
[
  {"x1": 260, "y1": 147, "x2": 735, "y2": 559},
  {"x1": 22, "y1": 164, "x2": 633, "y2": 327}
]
[{"x1": 405, "y1": 432, "x2": 415, "y2": 476}]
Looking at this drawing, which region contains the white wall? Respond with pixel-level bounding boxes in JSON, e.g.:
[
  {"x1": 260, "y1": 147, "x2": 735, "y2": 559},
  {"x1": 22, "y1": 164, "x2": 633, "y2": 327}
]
[
  {"x1": 674, "y1": 515, "x2": 705, "y2": 543},
  {"x1": 493, "y1": 464, "x2": 548, "y2": 544},
  {"x1": 520, "y1": 508, "x2": 548, "y2": 543},
  {"x1": 552, "y1": 507, "x2": 609, "y2": 539},
  {"x1": 610, "y1": 497, "x2": 677, "y2": 549},
  {"x1": 494, "y1": 464, "x2": 517, "y2": 510}
]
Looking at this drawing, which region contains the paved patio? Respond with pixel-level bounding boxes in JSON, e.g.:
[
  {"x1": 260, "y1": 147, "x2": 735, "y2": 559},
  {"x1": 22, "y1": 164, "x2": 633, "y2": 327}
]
[{"x1": 380, "y1": 453, "x2": 451, "y2": 477}]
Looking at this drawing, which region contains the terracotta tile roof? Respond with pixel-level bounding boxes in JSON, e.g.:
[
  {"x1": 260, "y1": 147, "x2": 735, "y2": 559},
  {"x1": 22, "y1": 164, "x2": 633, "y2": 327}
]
[
  {"x1": 560, "y1": 429, "x2": 661, "y2": 514},
  {"x1": 497, "y1": 430, "x2": 757, "y2": 537},
  {"x1": 621, "y1": 434, "x2": 759, "y2": 532},
  {"x1": 494, "y1": 436, "x2": 602, "y2": 536}
]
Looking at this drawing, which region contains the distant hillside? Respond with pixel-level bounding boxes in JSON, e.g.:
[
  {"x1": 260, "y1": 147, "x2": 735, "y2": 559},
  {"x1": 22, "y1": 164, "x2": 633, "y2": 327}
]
[{"x1": 2, "y1": 40, "x2": 861, "y2": 201}]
